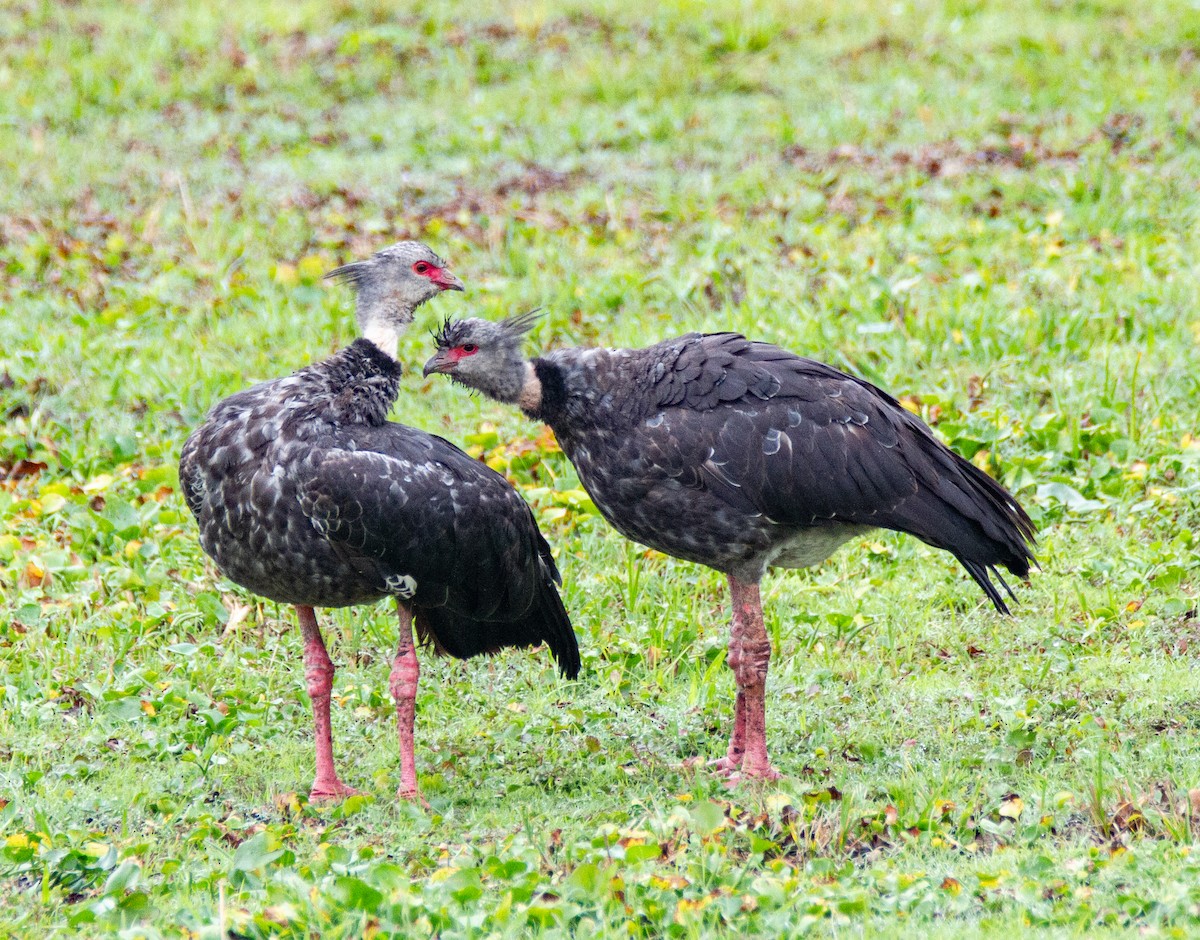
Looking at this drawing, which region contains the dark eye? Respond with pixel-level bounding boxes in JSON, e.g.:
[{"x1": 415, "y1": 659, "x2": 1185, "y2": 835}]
[
  {"x1": 413, "y1": 261, "x2": 430, "y2": 274},
  {"x1": 461, "y1": 344, "x2": 478, "y2": 354}
]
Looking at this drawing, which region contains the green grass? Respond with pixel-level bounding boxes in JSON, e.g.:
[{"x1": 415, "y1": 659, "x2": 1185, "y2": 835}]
[{"x1": 2, "y1": 0, "x2": 1199, "y2": 934}]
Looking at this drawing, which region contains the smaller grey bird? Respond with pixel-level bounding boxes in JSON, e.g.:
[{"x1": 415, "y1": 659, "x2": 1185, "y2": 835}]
[
  {"x1": 180, "y1": 245, "x2": 578, "y2": 805},
  {"x1": 425, "y1": 313, "x2": 1035, "y2": 782}
]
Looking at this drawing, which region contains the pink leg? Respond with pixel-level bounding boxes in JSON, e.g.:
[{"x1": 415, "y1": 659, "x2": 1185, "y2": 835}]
[
  {"x1": 725, "y1": 576, "x2": 782, "y2": 783},
  {"x1": 389, "y1": 602, "x2": 425, "y2": 805},
  {"x1": 298, "y1": 606, "x2": 359, "y2": 802}
]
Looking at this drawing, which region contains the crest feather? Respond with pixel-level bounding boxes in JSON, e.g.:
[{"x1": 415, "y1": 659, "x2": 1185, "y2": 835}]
[
  {"x1": 323, "y1": 260, "x2": 370, "y2": 286},
  {"x1": 501, "y1": 309, "x2": 542, "y2": 337}
]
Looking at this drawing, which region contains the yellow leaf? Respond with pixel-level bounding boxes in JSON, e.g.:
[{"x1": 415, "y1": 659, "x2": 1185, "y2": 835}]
[
  {"x1": 84, "y1": 474, "x2": 114, "y2": 494},
  {"x1": 40, "y1": 493, "x2": 66, "y2": 514},
  {"x1": 999, "y1": 796, "x2": 1024, "y2": 819},
  {"x1": 140, "y1": 700, "x2": 157, "y2": 717},
  {"x1": 273, "y1": 793, "x2": 303, "y2": 815},
  {"x1": 428, "y1": 866, "x2": 459, "y2": 884},
  {"x1": 273, "y1": 263, "x2": 298, "y2": 286},
  {"x1": 675, "y1": 895, "x2": 713, "y2": 921},
  {"x1": 24, "y1": 558, "x2": 46, "y2": 586},
  {"x1": 124, "y1": 540, "x2": 143, "y2": 558}
]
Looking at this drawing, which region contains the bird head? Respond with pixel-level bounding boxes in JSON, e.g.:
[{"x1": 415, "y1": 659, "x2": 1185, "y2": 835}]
[
  {"x1": 325, "y1": 241, "x2": 464, "y2": 354},
  {"x1": 423, "y1": 312, "x2": 540, "y2": 405}
]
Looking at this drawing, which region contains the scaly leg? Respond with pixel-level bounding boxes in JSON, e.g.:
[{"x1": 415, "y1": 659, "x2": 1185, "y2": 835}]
[
  {"x1": 298, "y1": 606, "x2": 359, "y2": 801},
  {"x1": 389, "y1": 601, "x2": 425, "y2": 805},
  {"x1": 725, "y1": 576, "x2": 782, "y2": 782}
]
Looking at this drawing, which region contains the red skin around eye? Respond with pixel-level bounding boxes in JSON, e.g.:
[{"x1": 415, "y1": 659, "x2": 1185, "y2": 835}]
[
  {"x1": 413, "y1": 263, "x2": 459, "y2": 290},
  {"x1": 445, "y1": 346, "x2": 478, "y2": 363}
]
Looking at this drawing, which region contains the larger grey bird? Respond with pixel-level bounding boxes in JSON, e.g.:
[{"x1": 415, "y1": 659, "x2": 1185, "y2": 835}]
[
  {"x1": 424, "y1": 313, "x2": 1035, "y2": 781},
  {"x1": 179, "y1": 245, "x2": 578, "y2": 804}
]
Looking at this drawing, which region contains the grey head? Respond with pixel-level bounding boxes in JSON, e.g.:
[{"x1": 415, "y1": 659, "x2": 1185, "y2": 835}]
[
  {"x1": 325, "y1": 241, "x2": 464, "y2": 352},
  {"x1": 422, "y1": 312, "x2": 539, "y2": 405}
]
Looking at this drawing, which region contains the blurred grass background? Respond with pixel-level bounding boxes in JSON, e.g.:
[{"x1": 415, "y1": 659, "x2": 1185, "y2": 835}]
[{"x1": 1, "y1": 0, "x2": 1199, "y2": 935}]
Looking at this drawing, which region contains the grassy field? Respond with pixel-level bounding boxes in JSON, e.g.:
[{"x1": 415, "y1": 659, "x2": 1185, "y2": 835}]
[{"x1": 2, "y1": 0, "x2": 1199, "y2": 935}]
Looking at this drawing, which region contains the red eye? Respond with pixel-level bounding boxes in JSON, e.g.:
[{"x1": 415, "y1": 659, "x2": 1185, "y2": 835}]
[
  {"x1": 413, "y1": 261, "x2": 430, "y2": 274},
  {"x1": 461, "y1": 344, "x2": 478, "y2": 354}
]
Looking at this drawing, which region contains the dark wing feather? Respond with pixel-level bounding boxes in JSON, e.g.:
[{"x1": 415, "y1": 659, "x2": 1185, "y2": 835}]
[
  {"x1": 641, "y1": 333, "x2": 1035, "y2": 610},
  {"x1": 178, "y1": 430, "x2": 206, "y2": 520},
  {"x1": 296, "y1": 425, "x2": 579, "y2": 676}
]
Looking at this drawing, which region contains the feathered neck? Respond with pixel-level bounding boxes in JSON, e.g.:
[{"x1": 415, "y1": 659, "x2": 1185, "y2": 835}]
[
  {"x1": 528, "y1": 358, "x2": 568, "y2": 422},
  {"x1": 314, "y1": 339, "x2": 404, "y2": 426}
]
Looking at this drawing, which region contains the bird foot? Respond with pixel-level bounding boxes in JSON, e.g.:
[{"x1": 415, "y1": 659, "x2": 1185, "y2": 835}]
[
  {"x1": 723, "y1": 763, "x2": 784, "y2": 788},
  {"x1": 396, "y1": 785, "x2": 430, "y2": 810},
  {"x1": 707, "y1": 753, "x2": 744, "y2": 777},
  {"x1": 309, "y1": 780, "x2": 362, "y2": 804}
]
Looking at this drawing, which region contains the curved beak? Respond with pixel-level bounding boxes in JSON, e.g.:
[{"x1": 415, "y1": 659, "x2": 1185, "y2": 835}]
[
  {"x1": 433, "y1": 270, "x2": 464, "y2": 292},
  {"x1": 423, "y1": 352, "x2": 453, "y2": 377}
]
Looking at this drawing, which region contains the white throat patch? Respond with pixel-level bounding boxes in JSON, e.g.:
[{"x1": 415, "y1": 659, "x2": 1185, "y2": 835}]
[
  {"x1": 363, "y1": 321, "x2": 402, "y2": 358},
  {"x1": 517, "y1": 361, "x2": 543, "y2": 412}
]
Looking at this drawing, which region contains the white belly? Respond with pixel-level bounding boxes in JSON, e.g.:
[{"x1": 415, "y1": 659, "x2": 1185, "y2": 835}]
[{"x1": 769, "y1": 525, "x2": 869, "y2": 570}]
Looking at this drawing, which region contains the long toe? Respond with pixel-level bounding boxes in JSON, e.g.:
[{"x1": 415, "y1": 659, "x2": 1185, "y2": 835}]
[
  {"x1": 309, "y1": 780, "x2": 363, "y2": 804},
  {"x1": 396, "y1": 785, "x2": 430, "y2": 810},
  {"x1": 724, "y1": 761, "x2": 784, "y2": 787},
  {"x1": 724, "y1": 771, "x2": 784, "y2": 788},
  {"x1": 707, "y1": 753, "x2": 744, "y2": 776}
]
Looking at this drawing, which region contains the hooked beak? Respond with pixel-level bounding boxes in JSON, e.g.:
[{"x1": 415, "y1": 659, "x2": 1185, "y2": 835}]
[
  {"x1": 433, "y1": 270, "x2": 464, "y2": 292},
  {"x1": 423, "y1": 352, "x2": 453, "y2": 377}
]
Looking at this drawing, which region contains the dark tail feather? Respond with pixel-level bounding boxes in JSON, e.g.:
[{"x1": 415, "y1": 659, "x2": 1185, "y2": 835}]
[
  {"x1": 993, "y1": 566, "x2": 1019, "y2": 605},
  {"x1": 537, "y1": 576, "x2": 580, "y2": 679},
  {"x1": 413, "y1": 578, "x2": 579, "y2": 679},
  {"x1": 896, "y1": 448, "x2": 1036, "y2": 615},
  {"x1": 959, "y1": 558, "x2": 1014, "y2": 615},
  {"x1": 957, "y1": 463, "x2": 1035, "y2": 614}
]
